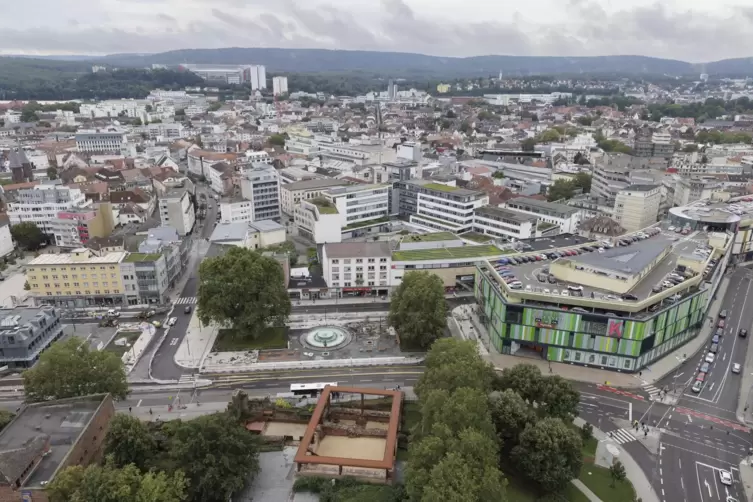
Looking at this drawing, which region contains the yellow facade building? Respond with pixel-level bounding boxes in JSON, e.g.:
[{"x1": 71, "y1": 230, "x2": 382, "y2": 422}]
[
  {"x1": 436, "y1": 83, "x2": 451, "y2": 94},
  {"x1": 26, "y1": 248, "x2": 128, "y2": 307}
]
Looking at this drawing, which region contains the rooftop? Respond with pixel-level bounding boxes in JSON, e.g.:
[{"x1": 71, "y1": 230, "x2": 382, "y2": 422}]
[
  {"x1": 328, "y1": 183, "x2": 390, "y2": 195},
  {"x1": 281, "y1": 178, "x2": 351, "y2": 191},
  {"x1": 123, "y1": 252, "x2": 162, "y2": 263},
  {"x1": 392, "y1": 244, "x2": 507, "y2": 262},
  {"x1": 571, "y1": 240, "x2": 670, "y2": 276},
  {"x1": 310, "y1": 198, "x2": 338, "y2": 214},
  {"x1": 0, "y1": 395, "x2": 108, "y2": 489},
  {"x1": 423, "y1": 182, "x2": 460, "y2": 192},
  {"x1": 401, "y1": 232, "x2": 458, "y2": 243},
  {"x1": 28, "y1": 251, "x2": 127, "y2": 266},
  {"x1": 475, "y1": 205, "x2": 538, "y2": 224},
  {"x1": 324, "y1": 241, "x2": 393, "y2": 259},
  {"x1": 506, "y1": 197, "x2": 579, "y2": 217}
]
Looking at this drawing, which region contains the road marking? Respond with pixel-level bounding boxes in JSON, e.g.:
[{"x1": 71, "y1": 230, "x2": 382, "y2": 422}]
[
  {"x1": 688, "y1": 415, "x2": 693, "y2": 423},
  {"x1": 680, "y1": 477, "x2": 684, "y2": 490},
  {"x1": 137, "y1": 399, "x2": 142, "y2": 407},
  {"x1": 169, "y1": 338, "x2": 179, "y2": 346},
  {"x1": 704, "y1": 479, "x2": 711, "y2": 497}
]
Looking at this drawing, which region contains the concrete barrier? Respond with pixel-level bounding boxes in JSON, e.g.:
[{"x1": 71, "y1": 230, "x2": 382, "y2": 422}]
[{"x1": 200, "y1": 356, "x2": 424, "y2": 374}]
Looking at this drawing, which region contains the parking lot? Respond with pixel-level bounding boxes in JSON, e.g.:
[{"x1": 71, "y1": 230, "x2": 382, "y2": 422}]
[{"x1": 491, "y1": 228, "x2": 713, "y2": 306}]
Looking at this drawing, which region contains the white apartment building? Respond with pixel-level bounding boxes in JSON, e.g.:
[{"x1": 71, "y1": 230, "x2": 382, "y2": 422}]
[
  {"x1": 273, "y1": 76, "x2": 289, "y2": 96},
  {"x1": 284, "y1": 130, "x2": 323, "y2": 156},
  {"x1": 472, "y1": 206, "x2": 537, "y2": 241},
  {"x1": 79, "y1": 99, "x2": 146, "y2": 119},
  {"x1": 321, "y1": 241, "x2": 392, "y2": 293},
  {"x1": 280, "y1": 178, "x2": 352, "y2": 215},
  {"x1": 328, "y1": 184, "x2": 391, "y2": 229},
  {"x1": 240, "y1": 163, "x2": 281, "y2": 221},
  {"x1": 249, "y1": 65, "x2": 267, "y2": 90},
  {"x1": 75, "y1": 126, "x2": 128, "y2": 154},
  {"x1": 146, "y1": 122, "x2": 184, "y2": 141},
  {"x1": 673, "y1": 176, "x2": 725, "y2": 206},
  {"x1": 295, "y1": 199, "x2": 342, "y2": 244},
  {"x1": 6, "y1": 184, "x2": 90, "y2": 234},
  {"x1": 613, "y1": 185, "x2": 661, "y2": 232},
  {"x1": 159, "y1": 188, "x2": 195, "y2": 236},
  {"x1": 0, "y1": 222, "x2": 14, "y2": 259},
  {"x1": 244, "y1": 151, "x2": 272, "y2": 164},
  {"x1": 393, "y1": 180, "x2": 489, "y2": 234},
  {"x1": 502, "y1": 197, "x2": 581, "y2": 234},
  {"x1": 219, "y1": 199, "x2": 254, "y2": 224}
]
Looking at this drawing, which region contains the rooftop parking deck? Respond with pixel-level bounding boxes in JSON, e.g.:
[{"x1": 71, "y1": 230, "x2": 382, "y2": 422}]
[{"x1": 490, "y1": 229, "x2": 711, "y2": 309}]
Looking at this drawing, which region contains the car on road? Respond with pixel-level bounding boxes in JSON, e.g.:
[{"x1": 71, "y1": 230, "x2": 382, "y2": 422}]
[
  {"x1": 719, "y1": 470, "x2": 733, "y2": 486},
  {"x1": 705, "y1": 352, "x2": 716, "y2": 364},
  {"x1": 733, "y1": 363, "x2": 742, "y2": 374},
  {"x1": 167, "y1": 317, "x2": 177, "y2": 327},
  {"x1": 712, "y1": 335, "x2": 720, "y2": 344},
  {"x1": 700, "y1": 362, "x2": 710, "y2": 373},
  {"x1": 692, "y1": 380, "x2": 703, "y2": 393},
  {"x1": 740, "y1": 329, "x2": 748, "y2": 338},
  {"x1": 668, "y1": 226, "x2": 676, "y2": 232},
  {"x1": 718, "y1": 319, "x2": 726, "y2": 328},
  {"x1": 720, "y1": 309, "x2": 728, "y2": 319},
  {"x1": 184, "y1": 306, "x2": 192, "y2": 314},
  {"x1": 152, "y1": 320, "x2": 162, "y2": 328}
]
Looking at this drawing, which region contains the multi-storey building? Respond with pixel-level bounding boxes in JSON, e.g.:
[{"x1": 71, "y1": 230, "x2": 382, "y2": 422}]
[
  {"x1": 321, "y1": 242, "x2": 392, "y2": 294},
  {"x1": 75, "y1": 126, "x2": 128, "y2": 154},
  {"x1": 273, "y1": 76, "x2": 289, "y2": 96},
  {"x1": 26, "y1": 248, "x2": 127, "y2": 307},
  {"x1": 240, "y1": 163, "x2": 281, "y2": 222},
  {"x1": 137, "y1": 226, "x2": 190, "y2": 289},
  {"x1": 158, "y1": 188, "x2": 195, "y2": 236},
  {"x1": 219, "y1": 198, "x2": 254, "y2": 224},
  {"x1": 208, "y1": 161, "x2": 234, "y2": 195},
  {"x1": 180, "y1": 64, "x2": 266, "y2": 87},
  {"x1": 502, "y1": 197, "x2": 582, "y2": 234},
  {"x1": 120, "y1": 252, "x2": 169, "y2": 305},
  {"x1": 0, "y1": 221, "x2": 14, "y2": 260},
  {"x1": 295, "y1": 199, "x2": 342, "y2": 244},
  {"x1": 145, "y1": 122, "x2": 184, "y2": 141},
  {"x1": 673, "y1": 176, "x2": 724, "y2": 207},
  {"x1": 328, "y1": 184, "x2": 391, "y2": 230},
  {"x1": 79, "y1": 99, "x2": 146, "y2": 119},
  {"x1": 6, "y1": 183, "x2": 90, "y2": 234},
  {"x1": 613, "y1": 185, "x2": 661, "y2": 232},
  {"x1": 472, "y1": 206, "x2": 537, "y2": 241},
  {"x1": 50, "y1": 203, "x2": 115, "y2": 249},
  {"x1": 280, "y1": 178, "x2": 352, "y2": 215},
  {"x1": 0, "y1": 306, "x2": 65, "y2": 369},
  {"x1": 393, "y1": 180, "x2": 488, "y2": 233}
]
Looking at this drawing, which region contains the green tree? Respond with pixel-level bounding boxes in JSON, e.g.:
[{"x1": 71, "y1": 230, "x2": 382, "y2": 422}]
[
  {"x1": 208, "y1": 101, "x2": 223, "y2": 111},
  {"x1": 422, "y1": 450, "x2": 507, "y2": 502},
  {"x1": 572, "y1": 172, "x2": 592, "y2": 193},
  {"x1": 682, "y1": 144, "x2": 698, "y2": 152},
  {"x1": 268, "y1": 133, "x2": 286, "y2": 146},
  {"x1": 388, "y1": 271, "x2": 447, "y2": 350},
  {"x1": 104, "y1": 414, "x2": 156, "y2": 470},
  {"x1": 538, "y1": 376, "x2": 580, "y2": 421},
  {"x1": 10, "y1": 221, "x2": 45, "y2": 250},
  {"x1": 521, "y1": 138, "x2": 537, "y2": 151},
  {"x1": 446, "y1": 110, "x2": 456, "y2": 119},
  {"x1": 547, "y1": 179, "x2": 575, "y2": 202},
  {"x1": 416, "y1": 338, "x2": 494, "y2": 399},
  {"x1": 48, "y1": 461, "x2": 187, "y2": 502},
  {"x1": 576, "y1": 116, "x2": 593, "y2": 126},
  {"x1": 133, "y1": 117, "x2": 143, "y2": 126},
  {"x1": 537, "y1": 129, "x2": 561, "y2": 143},
  {"x1": 494, "y1": 363, "x2": 542, "y2": 404},
  {"x1": 47, "y1": 166, "x2": 58, "y2": 180},
  {"x1": 22, "y1": 338, "x2": 128, "y2": 402},
  {"x1": 511, "y1": 418, "x2": 583, "y2": 493},
  {"x1": 609, "y1": 460, "x2": 627, "y2": 487},
  {"x1": 492, "y1": 171, "x2": 504, "y2": 179},
  {"x1": 489, "y1": 389, "x2": 536, "y2": 447},
  {"x1": 197, "y1": 247, "x2": 291, "y2": 340},
  {"x1": 21, "y1": 107, "x2": 38, "y2": 122},
  {"x1": 581, "y1": 422, "x2": 594, "y2": 441},
  {"x1": 0, "y1": 410, "x2": 14, "y2": 431},
  {"x1": 573, "y1": 152, "x2": 591, "y2": 165},
  {"x1": 418, "y1": 388, "x2": 496, "y2": 439},
  {"x1": 167, "y1": 414, "x2": 261, "y2": 502}
]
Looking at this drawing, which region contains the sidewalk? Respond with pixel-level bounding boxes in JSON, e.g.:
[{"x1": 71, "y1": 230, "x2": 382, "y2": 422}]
[
  {"x1": 173, "y1": 311, "x2": 217, "y2": 369},
  {"x1": 739, "y1": 459, "x2": 753, "y2": 502},
  {"x1": 129, "y1": 400, "x2": 226, "y2": 422},
  {"x1": 574, "y1": 417, "x2": 660, "y2": 502}
]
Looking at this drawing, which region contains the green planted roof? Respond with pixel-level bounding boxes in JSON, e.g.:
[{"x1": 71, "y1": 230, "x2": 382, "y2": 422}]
[
  {"x1": 392, "y1": 245, "x2": 509, "y2": 261},
  {"x1": 403, "y1": 232, "x2": 458, "y2": 242},
  {"x1": 124, "y1": 253, "x2": 162, "y2": 262},
  {"x1": 423, "y1": 183, "x2": 459, "y2": 192}
]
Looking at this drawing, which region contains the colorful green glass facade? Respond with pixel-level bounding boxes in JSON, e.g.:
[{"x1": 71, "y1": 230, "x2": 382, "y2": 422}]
[{"x1": 475, "y1": 271, "x2": 709, "y2": 372}]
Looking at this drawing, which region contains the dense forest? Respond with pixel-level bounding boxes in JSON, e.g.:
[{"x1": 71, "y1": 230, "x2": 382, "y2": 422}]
[{"x1": 647, "y1": 97, "x2": 753, "y2": 122}]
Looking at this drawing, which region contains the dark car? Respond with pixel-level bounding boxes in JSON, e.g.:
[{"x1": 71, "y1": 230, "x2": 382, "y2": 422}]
[
  {"x1": 621, "y1": 293, "x2": 639, "y2": 301},
  {"x1": 184, "y1": 306, "x2": 192, "y2": 314},
  {"x1": 740, "y1": 329, "x2": 748, "y2": 338}
]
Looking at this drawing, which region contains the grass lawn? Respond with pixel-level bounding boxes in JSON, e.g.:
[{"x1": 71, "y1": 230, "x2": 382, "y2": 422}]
[
  {"x1": 105, "y1": 330, "x2": 141, "y2": 357},
  {"x1": 505, "y1": 474, "x2": 589, "y2": 502},
  {"x1": 212, "y1": 327, "x2": 288, "y2": 351},
  {"x1": 579, "y1": 462, "x2": 636, "y2": 502}
]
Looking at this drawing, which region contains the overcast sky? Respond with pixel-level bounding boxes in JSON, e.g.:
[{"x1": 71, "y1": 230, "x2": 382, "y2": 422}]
[{"x1": 1, "y1": 0, "x2": 751, "y2": 62}]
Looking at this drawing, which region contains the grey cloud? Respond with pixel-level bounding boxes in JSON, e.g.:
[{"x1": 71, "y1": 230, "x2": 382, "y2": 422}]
[{"x1": 0, "y1": 1, "x2": 750, "y2": 62}]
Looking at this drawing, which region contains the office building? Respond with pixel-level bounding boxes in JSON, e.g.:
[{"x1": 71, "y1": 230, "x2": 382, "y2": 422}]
[
  {"x1": 393, "y1": 180, "x2": 488, "y2": 233},
  {"x1": 272, "y1": 76, "x2": 289, "y2": 96},
  {"x1": 0, "y1": 394, "x2": 115, "y2": 498},
  {"x1": 6, "y1": 183, "x2": 90, "y2": 234},
  {"x1": 75, "y1": 126, "x2": 128, "y2": 154},
  {"x1": 634, "y1": 130, "x2": 674, "y2": 159},
  {"x1": 137, "y1": 226, "x2": 190, "y2": 289},
  {"x1": 673, "y1": 176, "x2": 724, "y2": 206},
  {"x1": 295, "y1": 198, "x2": 342, "y2": 244},
  {"x1": 322, "y1": 241, "x2": 393, "y2": 294},
  {"x1": 26, "y1": 248, "x2": 127, "y2": 307},
  {"x1": 180, "y1": 64, "x2": 266, "y2": 87},
  {"x1": 5, "y1": 149, "x2": 34, "y2": 183},
  {"x1": 50, "y1": 203, "x2": 115, "y2": 249},
  {"x1": 120, "y1": 252, "x2": 170, "y2": 305},
  {"x1": 613, "y1": 185, "x2": 661, "y2": 232},
  {"x1": 159, "y1": 188, "x2": 195, "y2": 236},
  {"x1": 328, "y1": 184, "x2": 391, "y2": 229},
  {"x1": 502, "y1": 197, "x2": 582, "y2": 234},
  {"x1": 0, "y1": 222, "x2": 14, "y2": 260},
  {"x1": 472, "y1": 206, "x2": 537, "y2": 241},
  {"x1": 240, "y1": 163, "x2": 281, "y2": 222},
  {"x1": 0, "y1": 307, "x2": 65, "y2": 369},
  {"x1": 280, "y1": 178, "x2": 352, "y2": 215}
]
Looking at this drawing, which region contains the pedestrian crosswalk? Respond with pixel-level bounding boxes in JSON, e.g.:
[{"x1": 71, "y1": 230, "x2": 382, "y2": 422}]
[
  {"x1": 609, "y1": 428, "x2": 638, "y2": 445},
  {"x1": 175, "y1": 297, "x2": 197, "y2": 305},
  {"x1": 178, "y1": 374, "x2": 196, "y2": 384},
  {"x1": 643, "y1": 384, "x2": 661, "y2": 400}
]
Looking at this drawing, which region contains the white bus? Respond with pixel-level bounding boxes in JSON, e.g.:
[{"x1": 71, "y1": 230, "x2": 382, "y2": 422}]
[{"x1": 290, "y1": 382, "x2": 338, "y2": 397}]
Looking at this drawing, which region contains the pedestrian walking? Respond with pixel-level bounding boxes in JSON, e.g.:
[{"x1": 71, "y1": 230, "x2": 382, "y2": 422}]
[
  {"x1": 128, "y1": 406, "x2": 132, "y2": 413},
  {"x1": 149, "y1": 408, "x2": 153, "y2": 415}
]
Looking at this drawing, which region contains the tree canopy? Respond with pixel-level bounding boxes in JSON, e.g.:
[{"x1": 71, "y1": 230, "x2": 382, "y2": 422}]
[
  {"x1": 47, "y1": 460, "x2": 187, "y2": 502},
  {"x1": 415, "y1": 338, "x2": 495, "y2": 399},
  {"x1": 10, "y1": 221, "x2": 46, "y2": 251},
  {"x1": 268, "y1": 133, "x2": 286, "y2": 146},
  {"x1": 22, "y1": 338, "x2": 128, "y2": 402},
  {"x1": 547, "y1": 178, "x2": 576, "y2": 202},
  {"x1": 388, "y1": 271, "x2": 447, "y2": 350},
  {"x1": 197, "y1": 246, "x2": 291, "y2": 339},
  {"x1": 104, "y1": 414, "x2": 156, "y2": 470}
]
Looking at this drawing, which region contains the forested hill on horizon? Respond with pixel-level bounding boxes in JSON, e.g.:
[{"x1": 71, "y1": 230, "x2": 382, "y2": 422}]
[{"x1": 22, "y1": 48, "x2": 753, "y2": 76}]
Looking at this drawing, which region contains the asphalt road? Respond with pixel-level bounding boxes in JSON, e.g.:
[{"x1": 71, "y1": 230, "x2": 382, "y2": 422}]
[{"x1": 646, "y1": 268, "x2": 753, "y2": 502}]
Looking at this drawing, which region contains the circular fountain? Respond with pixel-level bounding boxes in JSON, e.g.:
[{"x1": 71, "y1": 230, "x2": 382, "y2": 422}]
[{"x1": 301, "y1": 326, "x2": 351, "y2": 350}]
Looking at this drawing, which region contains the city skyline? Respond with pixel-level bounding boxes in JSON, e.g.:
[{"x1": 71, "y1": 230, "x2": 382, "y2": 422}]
[{"x1": 0, "y1": 0, "x2": 752, "y2": 63}]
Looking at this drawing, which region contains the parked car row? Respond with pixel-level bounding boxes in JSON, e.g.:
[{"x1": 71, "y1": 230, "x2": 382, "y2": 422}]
[{"x1": 667, "y1": 225, "x2": 691, "y2": 235}]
